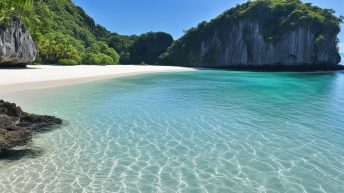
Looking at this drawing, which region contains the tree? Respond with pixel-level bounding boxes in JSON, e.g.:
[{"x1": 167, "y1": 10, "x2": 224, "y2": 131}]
[
  {"x1": 0, "y1": 0, "x2": 32, "y2": 24},
  {"x1": 128, "y1": 32, "x2": 174, "y2": 64},
  {"x1": 83, "y1": 41, "x2": 120, "y2": 64}
]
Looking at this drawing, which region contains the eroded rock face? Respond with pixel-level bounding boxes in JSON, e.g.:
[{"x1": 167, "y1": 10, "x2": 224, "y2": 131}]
[
  {"x1": 186, "y1": 20, "x2": 341, "y2": 68},
  {"x1": 0, "y1": 18, "x2": 37, "y2": 66},
  {"x1": 0, "y1": 100, "x2": 62, "y2": 154}
]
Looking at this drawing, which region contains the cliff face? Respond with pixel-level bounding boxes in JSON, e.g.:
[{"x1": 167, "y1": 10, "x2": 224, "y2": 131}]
[
  {"x1": 198, "y1": 20, "x2": 340, "y2": 67},
  {"x1": 162, "y1": 0, "x2": 343, "y2": 69},
  {"x1": 0, "y1": 19, "x2": 37, "y2": 66}
]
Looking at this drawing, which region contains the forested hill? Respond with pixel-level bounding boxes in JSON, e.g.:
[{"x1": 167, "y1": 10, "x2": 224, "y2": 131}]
[{"x1": 1, "y1": 0, "x2": 173, "y2": 65}]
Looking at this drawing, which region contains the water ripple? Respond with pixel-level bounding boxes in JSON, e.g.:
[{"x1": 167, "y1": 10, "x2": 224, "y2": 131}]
[{"x1": 1, "y1": 70, "x2": 344, "y2": 192}]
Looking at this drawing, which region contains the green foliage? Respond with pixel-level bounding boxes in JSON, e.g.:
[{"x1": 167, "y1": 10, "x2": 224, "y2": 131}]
[
  {"x1": 1, "y1": 0, "x2": 174, "y2": 65},
  {"x1": 35, "y1": 32, "x2": 83, "y2": 64},
  {"x1": 84, "y1": 42, "x2": 119, "y2": 64},
  {"x1": 315, "y1": 34, "x2": 326, "y2": 46},
  {"x1": 84, "y1": 53, "x2": 114, "y2": 65},
  {"x1": 107, "y1": 34, "x2": 137, "y2": 64},
  {"x1": 58, "y1": 59, "x2": 79, "y2": 65},
  {"x1": 93, "y1": 25, "x2": 136, "y2": 63},
  {"x1": 0, "y1": 0, "x2": 33, "y2": 24},
  {"x1": 128, "y1": 32, "x2": 173, "y2": 64},
  {"x1": 226, "y1": 0, "x2": 343, "y2": 42},
  {"x1": 161, "y1": 0, "x2": 343, "y2": 65},
  {"x1": 1, "y1": 0, "x2": 124, "y2": 65}
]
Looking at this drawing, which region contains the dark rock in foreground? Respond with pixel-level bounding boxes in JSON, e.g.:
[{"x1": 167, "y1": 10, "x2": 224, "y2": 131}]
[
  {"x1": 0, "y1": 18, "x2": 37, "y2": 67},
  {"x1": 0, "y1": 100, "x2": 62, "y2": 154}
]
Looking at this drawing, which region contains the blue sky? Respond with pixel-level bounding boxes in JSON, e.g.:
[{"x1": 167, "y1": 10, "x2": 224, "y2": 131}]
[{"x1": 73, "y1": 0, "x2": 344, "y2": 52}]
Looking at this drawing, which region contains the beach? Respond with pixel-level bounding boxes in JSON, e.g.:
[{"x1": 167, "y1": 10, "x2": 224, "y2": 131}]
[{"x1": 0, "y1": 65, "x2": 196, "y2": 93}]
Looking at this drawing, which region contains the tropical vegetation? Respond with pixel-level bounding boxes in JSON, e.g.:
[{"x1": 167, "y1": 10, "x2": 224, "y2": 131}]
[
  {"x1": 0, "y1": 0, "x2": 32, "y2": 24},
  {"x1": 1, "y1": 0, "x2": 173, "y2": 65},
  {"x1": 128, "y1": 32, "x2": 173, "y2": 64}
]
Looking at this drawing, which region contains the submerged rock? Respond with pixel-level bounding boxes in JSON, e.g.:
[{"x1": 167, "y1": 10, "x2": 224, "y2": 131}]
[
  {"x1": 0, "y1": 100, "x2": 62, "y2": 154},
  {"x1": 0, "y1": 18, "x2": 37, "y2": 67}
]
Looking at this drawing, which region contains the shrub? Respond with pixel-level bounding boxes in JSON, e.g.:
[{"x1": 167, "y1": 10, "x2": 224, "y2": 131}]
[
  {"x1": 83, "y1": 53, "x2": 115, "y2": 65},
  {"x1": 315, "y1": 34, "x2": 326, "y2": 46},
  {"x1": 58, "y1": 59, "x2": 79, "y2": 65},
  {"x1": 100, "y1": 55, "x2": 114, "y2": 64}
]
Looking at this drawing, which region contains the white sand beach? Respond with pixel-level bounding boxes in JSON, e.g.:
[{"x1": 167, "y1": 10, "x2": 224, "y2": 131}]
[{"x1": 0, "y1": 65, "x2": 196, "y2": 93}]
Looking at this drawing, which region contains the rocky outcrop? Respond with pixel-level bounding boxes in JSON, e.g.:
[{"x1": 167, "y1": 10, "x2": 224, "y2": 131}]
[
  {"x1": 0, "y1": 100, "x2": 62, "y2": 154},
  {"x1": 197, "y1": 20, "x2": 341, "y2": 68},
  {"x1": 162, "y1": 0, "x2": 344, "y2": 71},
  {"x1": 0, "y1": 18, "x2": 37, "y2": 66}
]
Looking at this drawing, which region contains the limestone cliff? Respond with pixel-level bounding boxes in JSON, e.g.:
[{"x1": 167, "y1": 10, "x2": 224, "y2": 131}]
[
  {"x1": 0, "y1": 18, "x2": 37, "y2": 66},
  {"x1": 161, "y1": 0, "x2": 343, "y2": 70},
  {"x1": 198, "y1": 20, "x2": 340, "y2": 67}
]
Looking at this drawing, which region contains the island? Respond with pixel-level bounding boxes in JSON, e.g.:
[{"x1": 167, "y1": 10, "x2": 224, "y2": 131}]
[{"x1": 161, "y1": 0, "x2": 343, "y2": 70}]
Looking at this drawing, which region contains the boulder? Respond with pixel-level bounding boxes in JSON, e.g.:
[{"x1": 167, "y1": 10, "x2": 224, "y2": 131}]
[
  {"x1": 0, "y1": 18, "x2": 37, "y2": 67},
  {"x1": 0, "y1": 100, "x2": 62, "y2": 154}
]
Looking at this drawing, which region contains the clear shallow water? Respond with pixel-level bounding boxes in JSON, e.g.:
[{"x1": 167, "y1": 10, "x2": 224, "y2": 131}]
[{"x1": 1, "y1": 70, "x2": 344, "y2": 193}]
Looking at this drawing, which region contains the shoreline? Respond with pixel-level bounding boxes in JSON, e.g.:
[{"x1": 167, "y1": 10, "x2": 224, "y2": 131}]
[
  {"x1": 1, "y1": 64, "x2": 343, "y2": 94},
  {"x1": 0, "y1": 65, "x2": 197, "y2": 94},
  {"x1": 167, "y1": 64, "x2": 344, "y2": 72}
]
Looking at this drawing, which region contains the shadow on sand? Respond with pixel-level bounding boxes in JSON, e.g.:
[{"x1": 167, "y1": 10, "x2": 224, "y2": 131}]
[{"x1": 0, "y1": 65, "x2": 40, "y2": 70}]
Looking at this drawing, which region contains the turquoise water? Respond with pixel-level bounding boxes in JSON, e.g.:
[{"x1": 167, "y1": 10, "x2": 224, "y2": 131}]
[{"x1": 1, "y1": 70, "x2": 344, "y2": 193}]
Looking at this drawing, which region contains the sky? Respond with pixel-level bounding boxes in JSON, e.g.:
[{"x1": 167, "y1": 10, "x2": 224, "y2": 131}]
[{"x1": 73, "y1": 0, "x2": 344, "y2": 52}]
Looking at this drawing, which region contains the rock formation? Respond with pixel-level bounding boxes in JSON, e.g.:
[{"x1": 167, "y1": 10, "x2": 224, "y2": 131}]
[
  {"x1": 161, "y1": 1, "x2": 343, "y2": 70},
  {"x1": 0, "y1": 100, "x2": 62, "y2": 154},
  {"x1": 204, "y1": 20, "x2": 339, "y2": 66},
  {"x1": 163, "y1": 20, "x2": 342, "y2": 70},
  {"x1": 0, "y1": 18, "x2": 37, "y2": 67},
  {"x1": 198, "y1": 20, "x2": 340, "y2": 67}
]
